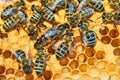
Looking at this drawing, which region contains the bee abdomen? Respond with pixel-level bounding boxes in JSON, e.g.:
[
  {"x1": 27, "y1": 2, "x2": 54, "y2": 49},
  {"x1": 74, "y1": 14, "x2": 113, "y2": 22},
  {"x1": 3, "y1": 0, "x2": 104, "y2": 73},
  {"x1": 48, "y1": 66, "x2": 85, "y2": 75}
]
[{"x1": 30, "y1": 12, "x2": 41, "y2": 24}]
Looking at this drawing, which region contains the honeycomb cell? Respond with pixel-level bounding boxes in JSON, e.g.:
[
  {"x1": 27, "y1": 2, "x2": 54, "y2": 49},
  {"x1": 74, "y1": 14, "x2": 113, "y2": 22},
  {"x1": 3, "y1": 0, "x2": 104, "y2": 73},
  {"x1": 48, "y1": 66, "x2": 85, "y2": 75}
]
[
  {"x1": 35, "y1": 77, "x2": 43, "y2": 80},
  {"x1": 67, "y1": 51, "x2": 77, "y2": 59},
  {"x1": 87, "y1": 57, "x2": 97, "y2": 66},
  {"x1": 61, "y1": 67, "x2": 71, "y2": 75},
  {"x1": 75, "y1": 44, "x2": 85, "y2": 53},
  {"x1": 59, "y1": 57, "x2": 69, "y2": 66},
  {"x1": 107, "y1": 63, "x2": 118, "y2": 72},
  {"x1": 0, "y1": 49, "x2": 2, "y2": 55},
  {"x1": 79, "y1": 64, "x2": 89, "y2": 72},
  {"x1": 111, "y1": 38, "x2": 120, "y2": 47},
  {"x1": 77, "y1": 53, "x2": 87, "y2": 63},
  {"x1": 95, "y1": 50, "x2": 105, "y2": 59},
  {"x1": 1, "y1": 41, "x2": 10, "y2": 49},
  {"x1": 43, "y1": 70, "x2": 53, "y2": 80},
  {"x1": 88, "y1": 67, "x2": 99, "y2": 77},
  {"x1": 113, "y1": 48, "x2": 120, "y2": 56},
  {"x1": 99, "y1": 71, "x2": 110, "y2": 80},
  {"x1": 25, "y1": 74, "x2": 34, "y2": 80},
  {"x1": 73, "y1": 36, "x2": 82, "y2": 43},
  {"x1": 69, "y1": 59, "x2": 79, "y2": 69},
  {"x1": 99, "y1": 26, "x2": 109, "y2": 35},
  {"x1": 6, "y1": 68, "x2": 14, "y2": 75},
  {"x1": 71, "y1": 70, "x2": 80, "y2": 80},
  {"x1": 1, "y1": 33, "x2": 8, "y2": 40},
  {"x1": 85, "y1": 47, "x2": 96, "y2": 57},
  {"x1": 0, "y1": 65, "x2": 5, "y2": 74},
  {"x1": 93, "y1": 77, "x2": 101, "y2": 80},
  {"x1": 11, "y1": 54, "x2": 16, "y2": 60},
  {"x1": 109, "y1": 74, "x2": 120, "y2": 80},
  {"x1": 8, "y1": 77, "x2": 15, "y2": 80},
  {"x1": 109, "y1": 29, "x2": 119, "y2": 38},
  {"x1": 101, "y1": 36, "x2": 111, "y2": 44},
  {"x1": 96, "y1": 60, "x2": 108, "y2": 70},
  {"x1": 0, "y1": 75, "x2": 6, "y2": 80},
  {"x1": 15, "y1": 71, "x2": 24, "y2": 77},
  {"x1": 53, "y1": 73, "x2": 62, "y2": 80},
  {"x1": 3, "y1": 50, "x2": 12, "y2": 58},
  {"x1": 115, "y1": 57, "x2": 120, "y2": 66}
]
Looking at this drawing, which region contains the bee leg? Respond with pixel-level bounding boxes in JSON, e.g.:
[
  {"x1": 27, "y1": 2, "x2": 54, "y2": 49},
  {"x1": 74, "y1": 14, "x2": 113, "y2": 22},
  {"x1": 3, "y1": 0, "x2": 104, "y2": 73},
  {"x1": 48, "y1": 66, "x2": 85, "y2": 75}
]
[
  {"x1": 41, "y1": 23, "x2": 47, "y2": 29},
  {"x1": 84, "y1": 18, "x2": 94, "y2": 22},
  {"x1": 16, "y1": 27, "x2": 20, "y2": 34},
  {"x1": 22, "y1": 25, "x2": 28, "y2": 33},
  {"x1": 113, "y1": 23, "x2": 118, "y2": 29}
]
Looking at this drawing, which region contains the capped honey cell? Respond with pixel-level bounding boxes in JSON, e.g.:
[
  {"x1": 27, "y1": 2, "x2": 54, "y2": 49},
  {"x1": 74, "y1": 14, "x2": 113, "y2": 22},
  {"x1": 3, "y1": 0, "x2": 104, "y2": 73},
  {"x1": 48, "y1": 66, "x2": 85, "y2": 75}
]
[
  {"x1": 101, "y1": 36, "x2": 111, "y2": 44},
  {"x1": 109, "y1": 74, "x2": 120, "y2": 80},
  {"x1": 96, "y1": 60, "x2": 108, "y2": 70},
  {"x1": 115, "y1": 57, "x2": 120, "y2": 66},
  {"x1": 43, "y1": 70, "x2": 53, "y2": 80},
  {"x1": 0, "y1": 75, "x2": 6, "y2": 80},
  {"x1": 107, "y1": 63, "x2": 118, "y2": 72},
  {"x1": 61, "y1": 67, "x2": 71, "y2": 75},
  {"x1": 59, "y1": 57, "x2": 69, "y2": 66},
  {"x1": 0, "y1": 65, "x2": 5, "y2": 74},
  {"x1": 3, "y1": 50, "x2": 12, "y2": 58},
  {"x1": 67, "y1": 51, "x2": 77, "y2": 59},
  {"x1": 109, "y1": 29, "x2": 119, "y2": 38},
  {"x1": 69, "y1": 59, "x2": 79, "y2": 69},
  {"x1": 99, "y1": 26, "x2": 109, "y2": 35},
  {"x1": 25, "y1": 74, "x2": 34, "y2": 80},
  {"x1": 77, "y1": 53, "x2": 87, "y2": 63},
  {"x1": 71, "y1": 70, "x2": 80, "y2": 80},
  {"x1": 88, "y1": 67, "x2": 99, "y2": 77},
  {"x1": 85, "y1": 47, "x2": 96, "y2": 57},
  {"x1": 95, "y1": 50, "x2": 105, "y2": 59},
  {"x1": 6, "y1": 68, "x2": 14, "y2": 75},
  {"x1": 111, "y1": 38, "x2": 120, "y2": 47},
  {"x1": 113, "y1": 48, "x2": 120, "y2": 56},
  {"x1": 87, "y1": 57, "x2": 98, "y2": 66},
  {"x1": 79, "y1": 64, "x2": 89, "y2": 72}
]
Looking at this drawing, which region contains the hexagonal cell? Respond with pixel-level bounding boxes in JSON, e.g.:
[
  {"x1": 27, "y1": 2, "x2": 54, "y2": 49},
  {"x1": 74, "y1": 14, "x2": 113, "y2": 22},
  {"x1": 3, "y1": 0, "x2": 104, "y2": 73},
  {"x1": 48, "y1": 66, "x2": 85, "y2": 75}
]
[
  {"x1": 69, "y1": 59, "x2": 79, "y2": 69},
  {"x1": 15, "y1": 71, "x2": 24, "y2": 77},
  {"x1": 109, "y1": 29, "x2": 119, "y2": 38},
  {"x1": 73, "y1": 36, "x2": 82, "y2": 43},
  {"x1": 25, "y1": 74, "x2": 34, "y2": 80},
  {"x1": 77, "y1": 53, "x2": 87, "y2": 63},
  {"x1": 115, "y1": 57, "x2": 120, "y2": 66},
  {"x1": 109, "y1": 74, "x2": 120, "y2": 80},
  {"x1": 101, "y1": 36, "x2": 111, "y2": 44},
  {"x1": 93, "y1": 77, "x2": 101, "y2": 80},
  {"x1": 79, "y1": 64, "x2": 89, "y2": 72},
  {"x1": 59, "y1": 57, "x2": 69, "y2": 66},
  {"x1": 0, "y1": 75, "x2": 6, "y2": 80},
  {"x1": 1, "y1": 33, "x2": 8, "y2": 40},
  {"x1": 80, "y1": 74, "x2": 93, "y2": 80},
  {"x1": 67, "y1": 51, "x2": 77, "y2": 59},
  {"x1": 99, "y1": 26, "x2": 109, "y2": 35},
  {"x1": 43, "y1": 70, "x2": 53, "y2": 80},
  {"x1": 53, "y1": 73, "x2": 62, "y2": 80},
  {"x1": 0, "y1": 49, "x2": 2, "y2": 55},
  {"x1": 111, "y1": 38, "x2": 120, "y2": 47},
  {"x1": 35, "y1": 77, "x2": 44, "y2": 80},
  {"x1": 8, "y1": 77, "x2": 15, "y2": 80},
  {"x1": 61, "y1": 67, "x2": 71, "y2": 75},
  {"x1": 0, "y1": 65, "x2": 5, "y2": 74},
  {"x1": 88, "y1": 67, "x2": 99, "y2": 77},
  {"x1": 96, "y1": 60, "x2": 108, "y2": 70},
  {"x1": 87, "y1": 57, "x2": 98, "y2": 66},
  {"x1": 6, "y1": 68, "x2": 14, "y2": 75},
  {"x1": 71, "y1": 70, "x2": 80, "y2": 80},
  {"x1": 99, "y1": 71, "x2": 110, "y2": 80},
  {"x1": 11, "y1": 54, "x2": 17, "y2": 60},
  {"x1": 85, "y1": 47, "x2": 96, "y2": 57},
  {"x1": 113, "y1": 48, "x2": 120, "y2": 56},
  {"x1": 3, "y1": 50, "x2": 12, "y2": 58},
  {"x1": 74, "y1": 44, "x2": 85, "y2": 53},
  {"x1": 95, "y1": 50, "x2": 105, "y2": 59},
  {"x1": 107, "y1": 63, "x2": 118, "y2": 72},
  {"x1": 64, "y1": 77, "x2": 72, "y2": 80}
]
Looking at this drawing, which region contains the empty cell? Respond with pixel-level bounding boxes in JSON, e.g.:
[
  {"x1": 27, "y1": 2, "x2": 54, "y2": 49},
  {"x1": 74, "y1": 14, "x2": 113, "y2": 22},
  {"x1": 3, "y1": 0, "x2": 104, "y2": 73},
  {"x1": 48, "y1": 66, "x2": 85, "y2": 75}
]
[
  {"x1": 69, "y1": 59, "x2": 79, "y2": 69},
  {"x1": 79, "y1": 64, "x2": 89, "y2": 72}
]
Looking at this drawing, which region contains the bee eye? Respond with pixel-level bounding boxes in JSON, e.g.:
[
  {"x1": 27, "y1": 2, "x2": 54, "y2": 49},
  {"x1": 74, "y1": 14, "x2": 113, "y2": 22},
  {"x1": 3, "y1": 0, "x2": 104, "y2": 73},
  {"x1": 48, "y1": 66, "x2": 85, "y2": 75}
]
[{"x1": 87, "y1": 35, "x2": 90, "y2": 39}]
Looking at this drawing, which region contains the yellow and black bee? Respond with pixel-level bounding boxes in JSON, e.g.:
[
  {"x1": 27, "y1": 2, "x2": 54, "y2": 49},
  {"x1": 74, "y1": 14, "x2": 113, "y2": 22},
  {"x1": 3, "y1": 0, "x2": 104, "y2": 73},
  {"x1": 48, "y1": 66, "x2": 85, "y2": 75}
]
[{"x1": 34, "y1": 47, "x2": 50, "y2": 77}]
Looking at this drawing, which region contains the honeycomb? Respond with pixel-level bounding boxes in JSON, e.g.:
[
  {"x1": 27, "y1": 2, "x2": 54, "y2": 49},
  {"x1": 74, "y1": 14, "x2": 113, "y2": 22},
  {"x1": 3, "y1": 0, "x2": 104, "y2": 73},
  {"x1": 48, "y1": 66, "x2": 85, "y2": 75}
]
[{"x1": 0, "y1": 0, "x2": 120, "y2": 80}]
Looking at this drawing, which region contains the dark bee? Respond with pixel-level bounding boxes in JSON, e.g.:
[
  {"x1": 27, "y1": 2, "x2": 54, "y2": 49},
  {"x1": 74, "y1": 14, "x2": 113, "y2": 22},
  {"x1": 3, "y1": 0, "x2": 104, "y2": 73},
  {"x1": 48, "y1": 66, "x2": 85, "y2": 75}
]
[
  {"x1": 56, "y1": 29, "x2": 73, "y2": 60},
  {"x1": 34, "y1": 47, "x2": 49, "y2": 77},
  {"x1": 31, "y1": 4, "x2": 42, "y2": 12},
  {"x1": 86, "y1": 0, "x2": 104, "y2": 12},
  {"x1": 34, "y1": 23, "x2": 69, "y2": 50},
  {"x1": 14, "y1": 0, "x2": 25, "y2": 8},
  {"x1": 13, "y1": 50, "x2": 32, "y2": 74},
  {"x1": 40, "y1": 0, "x2": 48, "y2": 6},
  {"x1": 42, "y1": 7, "x2": 55, "y2": 22},
  {"x1": 30, "y1": 12, "x2": 42, "y2": 24},
  {"x1": 82, "y1": 30, "x2": 97, "y2": 46},
  {"x1": 77, "y1": 0, "x2": 87, "y2": 11},
  {"x1": 27, "y1": 24, "x2": 38, "y2": 40},
  {"x1": 3, "y1": 11, "x2": 27, "y2": 32},
  {"x1": 108, "y1": 0, "x2": 120, "y2": 10},
  {"x1": 78, "y1": 20, "x2": 88, "y2": 32},
  {"x1": 0, "y1": 28, "x2": 8, "y2": 40},
  {"x1": 1, "y1": 5, "x2": 17, "y2": 20}
]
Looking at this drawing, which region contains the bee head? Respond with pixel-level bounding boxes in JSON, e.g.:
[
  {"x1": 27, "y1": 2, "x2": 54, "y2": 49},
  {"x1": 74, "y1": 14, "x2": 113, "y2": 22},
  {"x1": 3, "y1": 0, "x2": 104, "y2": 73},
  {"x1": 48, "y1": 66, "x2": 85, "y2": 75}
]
[{"x1": 23, "y1": 65, "x2": 31, "y2": 74}]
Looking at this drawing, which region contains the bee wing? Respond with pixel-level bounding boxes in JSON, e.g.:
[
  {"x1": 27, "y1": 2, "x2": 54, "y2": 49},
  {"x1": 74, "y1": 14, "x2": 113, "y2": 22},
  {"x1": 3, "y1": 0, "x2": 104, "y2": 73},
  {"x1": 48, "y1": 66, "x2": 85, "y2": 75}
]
[
  {"x1": 82, "y1": 34, "x2": 89, "y2": 46},
  {"x1": 77, "y1": 0, "x2": 87, "y2": 12}
]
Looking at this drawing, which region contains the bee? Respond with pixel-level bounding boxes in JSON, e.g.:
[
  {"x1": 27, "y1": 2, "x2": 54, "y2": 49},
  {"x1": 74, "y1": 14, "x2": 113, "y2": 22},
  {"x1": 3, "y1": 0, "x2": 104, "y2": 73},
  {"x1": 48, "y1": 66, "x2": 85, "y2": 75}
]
[
  {"x1": 56, "y1": 29, "x2": 74, "y2": 60},
  {"x1": 34, "y1": 47, "x2": 50, "y2": 76},
  {"x1": 77, "y1": 0, "x2": 87, "y2": 12},
  {"x1": 42, "y1": 7, "x2": 55, "y2": 22},
  {"x1": 40, "y1": 0, "x2": 48, "y2": 6},
  {"x1": 14, "y1": 0, "x2": 25, "y2": 8},
  {"x1": 27, "y1": 24, "x2": 38, "y2": 40},
  {"x1": 86, "y1": 0, "x2": 104, "y2": 12},
  {"x1": 31, "y1": 4, "x2": 42, "y2": 12},
  {"x1": 82, "y1": 30, "x2": 97, "y2": 46},
  {"x1": 78, "y1": 20, "x2": 89, "y2": 32},
  {"x1": 13, "y1": 49, "x2": 32, "y2": 74},
  {"x1": 0, "y1": 28, "x2": 8, "y2": 40},
  {"x1": 3, "y1": 11, "x2": 27, "y2": 32},
  {"x1": 34, "y1": 23, "x2": 69, "y2": 50},
  {"x1": 1, "y1": 5, "x2": 17, "y2": 20}
]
